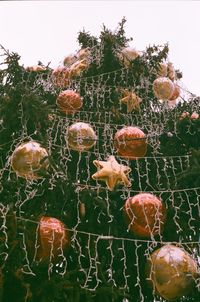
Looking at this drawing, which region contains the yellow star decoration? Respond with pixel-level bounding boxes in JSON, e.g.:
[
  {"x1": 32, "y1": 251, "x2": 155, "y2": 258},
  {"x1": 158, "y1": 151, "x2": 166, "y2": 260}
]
[
  {"x1": 119, "y1": 89, "x2": 142, "y2": 113},
  {"x1": 92, "y1": 155, "x2": 132, "y2": 191}
]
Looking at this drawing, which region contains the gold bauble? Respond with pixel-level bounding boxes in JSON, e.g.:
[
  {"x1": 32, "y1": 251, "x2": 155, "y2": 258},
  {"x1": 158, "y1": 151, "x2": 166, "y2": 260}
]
[
  {"x1": 66, "y1": 122, "x2": 97, "y2": 151},
  {"x1": 146, "y1": 245, "x2": 198, "y2": 301},
  {"x1": 11, "y1": 141, "x2": 48, "y2": 180}
]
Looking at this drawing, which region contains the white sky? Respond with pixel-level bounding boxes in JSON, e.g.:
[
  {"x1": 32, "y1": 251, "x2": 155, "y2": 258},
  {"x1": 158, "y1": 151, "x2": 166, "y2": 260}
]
[{"x1": 0, "y1": 1, "x2": 200, "y2": 95}]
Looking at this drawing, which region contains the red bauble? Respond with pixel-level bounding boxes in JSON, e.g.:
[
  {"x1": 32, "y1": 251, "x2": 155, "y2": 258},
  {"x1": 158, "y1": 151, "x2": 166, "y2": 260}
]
[
  {"x1": 169, "y1": 83, "x2": 180, "y2": 101},
  {"x1": 36, "y1": 216, "x2": 70, "y2": 262},
  {"x1": 114, "y1": 126, "x2": 147, "y2": 159},
  {"x1": 124, "y1": 193, "x2": 166, "y2": 237},
  {"x1": 52, "y1": 66, "x2": 70, "y2": 88},
  {"x1": 56, "y1": 90, "x2": 83, "y2": 114}
]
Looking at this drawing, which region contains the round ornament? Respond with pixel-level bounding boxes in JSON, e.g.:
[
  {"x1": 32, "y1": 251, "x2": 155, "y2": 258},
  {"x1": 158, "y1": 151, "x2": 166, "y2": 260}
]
[
  {"x1": 191, "y1": 111, "x2": 199, "y2": 120},
  {"x1": 56, "y1": 90, "x2": 83, "y2": 114},
  {"x1": 36, "y1": 216, "x2": 71, "y2": 263},
  {"x1": 11, "y1": 141, "x2": 48, "y2": 180},
  {"x1": 118, "y1": 47, "x2": 140, "y2": 67},
  {"x1": 67, "y1": 122, "x2": 97, "y2": 151},
  {"x1": 146, "y1": 245, "x2": 198, "y2": 301},
  {"x1": 168, "y1": 62, "x2": 176, "y2": 81},
  {"x1": 169, "y1": 83, "x2": 180, "y2": 101},
  {"x1": 69, "y1": 59, "x2": 89, "y2": 78},
  {"x1": 26, "y1": 65, "x2": 46, "y2": 72},
  {"x1": 52, "y1": 66, "x2": 70, "y2": 88},
  {"x1": 114, "y1": 126, "x2": 147, "y2": 159},
  {"x1": 63, "y1": 53, "x2": 77, "y2": 67},
  {"x1": 64, "y1": 48, "x2": 90, "y2": 67},
  {"x1": 153, "y1": 77, "x2": 174, "y2": 100},
  {"x1": 124, "y1": 193, "x2": 165, "y2": 237}
]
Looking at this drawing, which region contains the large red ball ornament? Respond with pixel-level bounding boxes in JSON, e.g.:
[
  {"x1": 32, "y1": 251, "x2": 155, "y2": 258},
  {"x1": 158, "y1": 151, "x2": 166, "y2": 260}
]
[
  {"x1": 56, "y1": 90, "x2": 83, "y2": 114},
  {"x1": 52, "y1": 66, "x2": 70, "y2": 88},
  {"x1": 114, "y1": 126, "x2": 147, "y2": 159},
  {"x1": 124, "y1": 193, "x2": 166, "y2": 237},
  {"x1": 11, "y1": 141, "x2": 49, "y2": 180},
  {"x1": 36, "y1": 216, "x2": 71, "y2": 263},
  {"x1": 146, "y1": 245, "x2": 198, "y2": 301},
  {"x1": 67, "y1": 122, "x2": 97, "y2": 151},
  {"x1": 153, "y1": 77, "x2": 174, "y2": 100}
]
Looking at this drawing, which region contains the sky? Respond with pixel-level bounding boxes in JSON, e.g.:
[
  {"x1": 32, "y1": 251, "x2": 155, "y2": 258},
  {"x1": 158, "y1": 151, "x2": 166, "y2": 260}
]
[{"x1": 0, "y1": 1, "x2": 200, "y2": 95}]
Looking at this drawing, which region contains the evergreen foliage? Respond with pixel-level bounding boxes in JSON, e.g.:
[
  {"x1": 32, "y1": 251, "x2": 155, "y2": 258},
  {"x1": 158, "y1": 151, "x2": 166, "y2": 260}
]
[{"x1": 0, "y1": 19, "x2": 199, "y2": 302}]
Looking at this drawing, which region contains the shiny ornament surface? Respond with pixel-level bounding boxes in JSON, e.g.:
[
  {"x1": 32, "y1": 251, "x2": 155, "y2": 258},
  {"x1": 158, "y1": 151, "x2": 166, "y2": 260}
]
[
  {"x1": 36, "y1": 216, "x2": 70, "y2": 262},
  {"x1": 157, "y1": 63, "x2": 168, "y2": 77},
  {"x1": 118, "y1": 47, "x2": 140, "y2": 67},
  {"x1": 52, "y1": 66, "x2": 70, "y2": 88},
  {"x1": 56, "y1": 90, "x2": 83, "y2": 114},
  {"x1": 63, "y1": 48, "x2": 90, "y2": 67},
  {"x1": 146, "y1": 245, "x2": 198, "y2": 300},
  {"x1": 191, "y1": 111, "x2": 199, "y2": 120},
  {"x1": 67, "y1": 122, "x2": 97, "y2": 151},
  {"x1": 77, "y1": 48, "x2": 90, "y2": 60},
  {"x1": 11, "y1": 141, "x2": 48, "y2": 180},
  {"x1": 169, "y1": 83, "x2": 180, "y2": 101},
  {"x1": 153, "y1": 77, "x2": 174, "y2": 100},
  {"x1": 63, "y1": 53, "x2": 77, "y2": 67},
  {"x1": 168, "y1": 62, "x2": 176, "y2": 81},
  {"x1": 114, "y1": 126, "x2": 147, "y2": 159},
  {"x1": 26, "y1": 65, "x2": 46, "y2": 72},
  {"x1": 69, "y1": 59, "x2": 89, "y2": 78},
  {"x1": 92, "y1": 155, "x2": 131, "y2": 191},
  {"x1": 124, "y1": 193, "x2": 165, "y2": 237}
]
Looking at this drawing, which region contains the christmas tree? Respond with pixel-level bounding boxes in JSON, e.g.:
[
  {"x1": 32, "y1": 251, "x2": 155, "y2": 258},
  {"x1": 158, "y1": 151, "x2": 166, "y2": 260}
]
[{"x1": 0, "y1": 19, "x2": 199, "y2": 302}]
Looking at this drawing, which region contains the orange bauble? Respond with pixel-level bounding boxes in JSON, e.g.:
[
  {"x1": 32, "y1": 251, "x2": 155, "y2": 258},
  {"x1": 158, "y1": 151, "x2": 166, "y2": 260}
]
[
  {"x1": 36, "y1": 216, "x2": 71, "y2": 263},
  {"x1": 56, "y1": 90, "x2": 83, "y2": 114},
  {"x1": 153, "y1": 77, "x2": 174, "y2": 100},
  {"x1": 52, "y1": 66, "x2": 70, "y2": 88},
  {"x1": 124, "y1": 193, "x2": 166, "y2": 237},
  {"x1": 114, "y1": 126, "x2": 147, "y2": 159},
  {"x1": 169, "y1": 83, "x2": 180, "y2": 101}
]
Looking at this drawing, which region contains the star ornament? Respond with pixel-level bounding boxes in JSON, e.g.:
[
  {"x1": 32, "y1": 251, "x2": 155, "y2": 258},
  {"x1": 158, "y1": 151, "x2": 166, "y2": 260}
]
[
  {"x1": 92, "y1": 155, "x2": 132, "y2": 191},
  {"x1": 119, "y1": 89, "x2": 142, "y2": 113}
]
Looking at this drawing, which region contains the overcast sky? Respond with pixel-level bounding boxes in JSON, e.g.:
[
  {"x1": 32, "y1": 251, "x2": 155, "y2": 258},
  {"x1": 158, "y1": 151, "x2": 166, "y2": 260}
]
[{"x1": 0, "y1": 1, "x2": 200, "y2": 95}]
